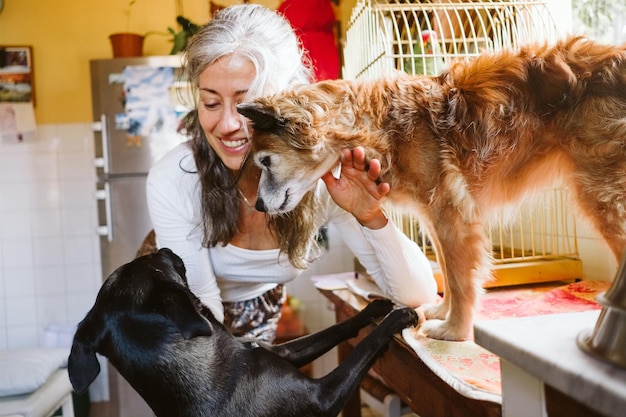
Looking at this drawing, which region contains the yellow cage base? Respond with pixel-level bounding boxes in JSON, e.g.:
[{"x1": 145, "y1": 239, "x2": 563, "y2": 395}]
[
  {"x1": 430, "y1": 258, "x2": 583, "y2": 292},
  {"x1": 355, "y1": 257, "x2": 583, "y2": 294}
]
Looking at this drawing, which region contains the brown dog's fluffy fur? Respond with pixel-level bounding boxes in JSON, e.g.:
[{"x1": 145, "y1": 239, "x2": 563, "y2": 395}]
[{"x1": 237, "y1": 36, "x2": 626, "y2": 340}]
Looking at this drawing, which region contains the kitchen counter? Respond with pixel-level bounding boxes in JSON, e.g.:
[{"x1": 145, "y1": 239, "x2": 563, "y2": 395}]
[{"x1": 474, "y1": 310, "x2": 626, "y2": 417}]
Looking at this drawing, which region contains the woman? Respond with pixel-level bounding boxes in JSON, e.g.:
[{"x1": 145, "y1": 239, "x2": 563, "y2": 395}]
[{"x1": 147, "y1": 4, "x2": 438, "y2": 343}]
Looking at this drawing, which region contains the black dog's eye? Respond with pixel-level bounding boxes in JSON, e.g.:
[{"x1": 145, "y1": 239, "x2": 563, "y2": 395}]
[{"x1": 260, "y1": 156, "x2": 271, "y2": 168}]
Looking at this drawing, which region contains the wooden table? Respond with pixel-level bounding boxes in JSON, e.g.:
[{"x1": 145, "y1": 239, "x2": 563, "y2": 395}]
[{"x1": 319, "y1": 288, "x2": 502, "y2": 417}]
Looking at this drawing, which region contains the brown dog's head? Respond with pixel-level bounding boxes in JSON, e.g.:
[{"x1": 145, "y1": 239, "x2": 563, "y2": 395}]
[
  {"x1": 237, "y1": 81, "x2": 360, "y2": 214},
  {"x1": 68, "y1": 248, "x2": 214, "y2": 394}
]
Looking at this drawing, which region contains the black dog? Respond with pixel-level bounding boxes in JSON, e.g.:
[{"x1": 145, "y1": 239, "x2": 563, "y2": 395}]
[{"x1": 68, "y1": 248, "x2": 418, "y2": 417}]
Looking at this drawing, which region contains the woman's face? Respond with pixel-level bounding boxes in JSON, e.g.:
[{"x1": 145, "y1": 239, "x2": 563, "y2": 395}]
[{"x1": 197, "y1": 54, "x2": 256, "y2": 171}]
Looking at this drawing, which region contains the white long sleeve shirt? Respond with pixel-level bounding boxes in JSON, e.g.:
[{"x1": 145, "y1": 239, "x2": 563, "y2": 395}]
[{"x1": 147, "y1": 142, "x2": 438, "y2": 322}]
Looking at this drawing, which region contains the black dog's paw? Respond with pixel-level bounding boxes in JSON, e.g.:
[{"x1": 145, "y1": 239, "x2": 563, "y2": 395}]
[
  {"x1": 386, "y1": 307, "x2": 419, "y2": 333},
  {"x1": 362, "y1": 299, "x2": 394, "y2": 319}
]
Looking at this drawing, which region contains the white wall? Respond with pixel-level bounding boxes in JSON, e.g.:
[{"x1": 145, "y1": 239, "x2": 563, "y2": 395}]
[
  {"x1": 0, "y1": 123, "x2": 102, "y2": 349},
  {"x1": 576, "y1": 219, "x2": 619, "y2": 281}
]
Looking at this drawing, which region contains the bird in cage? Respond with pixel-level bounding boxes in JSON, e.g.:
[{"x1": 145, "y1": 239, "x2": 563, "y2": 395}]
[{"x1": 403, "y1": 30, "x2": 446, "y2": 76}]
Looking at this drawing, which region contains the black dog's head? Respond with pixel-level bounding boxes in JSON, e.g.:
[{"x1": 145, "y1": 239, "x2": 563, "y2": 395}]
[{"x1": 68, "y1": 248, "x2": 214, "y2": 394}]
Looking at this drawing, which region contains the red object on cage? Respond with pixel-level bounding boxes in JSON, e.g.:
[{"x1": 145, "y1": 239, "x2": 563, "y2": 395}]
[{"x1": 278, "y1": 0, "x2": 340, "y2": 81}]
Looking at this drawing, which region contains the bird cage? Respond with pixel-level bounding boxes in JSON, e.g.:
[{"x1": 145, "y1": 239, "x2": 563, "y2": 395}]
[
  {"x1": 344, "y1": 0, "x2": 582, "y2": 289},
  {"x1": 343, "y1": 0, "x2": 561, "y2": 79}
]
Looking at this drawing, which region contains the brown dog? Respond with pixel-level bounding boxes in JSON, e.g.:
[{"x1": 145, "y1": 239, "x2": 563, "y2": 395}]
[{"x1": 237, "y1": 36, "x2": 626, "y2": 341}]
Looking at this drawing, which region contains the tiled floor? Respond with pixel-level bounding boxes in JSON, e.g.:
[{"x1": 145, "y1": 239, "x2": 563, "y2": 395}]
[
  {"x1": 359, "y1": 403, "x2": 420, "y2": 417},
  {"x1": 90, "y1": 401, "x2": 120, "y2": 417},
  {"x1": 360, "y1": 404, "x2": 383, "y2": 417}
]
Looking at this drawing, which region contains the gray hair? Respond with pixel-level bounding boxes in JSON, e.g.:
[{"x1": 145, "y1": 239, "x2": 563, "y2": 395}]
[{"x1": 183, "y1": 4, "x2": 312, "y2": 100}]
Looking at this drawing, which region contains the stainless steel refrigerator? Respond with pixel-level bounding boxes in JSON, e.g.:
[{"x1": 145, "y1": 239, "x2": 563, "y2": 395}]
[{"x1": 90, "y1": 55, "x2": 190, "y2": 417}]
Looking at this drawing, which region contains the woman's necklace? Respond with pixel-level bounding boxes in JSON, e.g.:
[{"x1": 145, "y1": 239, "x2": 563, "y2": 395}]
[{"x1": 237, "y1": 187, "x2": 256, "y2": 214}]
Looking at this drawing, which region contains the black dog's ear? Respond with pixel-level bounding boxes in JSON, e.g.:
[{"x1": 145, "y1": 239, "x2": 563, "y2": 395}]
[
  {"x1": 68, "y1": 315, "x2": 103, "y2": 394},
  {"x1": 237, "y1": 103, "x2": 287, "y2": 132}
]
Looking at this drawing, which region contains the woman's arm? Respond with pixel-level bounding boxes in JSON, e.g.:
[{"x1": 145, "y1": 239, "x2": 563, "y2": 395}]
[
  {"x1": 146, "y1": 145, "x2": 225, "y2": 321},
  {"x1": 320, "y1": 147, "x2": 438, "y2": 307},
  {"x1": 325, "y1": 200, "x2": 438, "y2": 307}
]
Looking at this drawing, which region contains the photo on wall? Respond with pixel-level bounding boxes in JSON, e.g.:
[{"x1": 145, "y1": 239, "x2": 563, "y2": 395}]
[
  {"x1": 0, "y1": 46, "x2": 34, "y2": 104},
  {"x1": 0, "y1": 46, "x2": 37, "y2": 143}
]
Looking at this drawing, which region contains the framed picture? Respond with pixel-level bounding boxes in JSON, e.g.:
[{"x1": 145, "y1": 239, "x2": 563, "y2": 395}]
[{"x1": 0, "y1": 45, "x2": 35, "y2": 105}]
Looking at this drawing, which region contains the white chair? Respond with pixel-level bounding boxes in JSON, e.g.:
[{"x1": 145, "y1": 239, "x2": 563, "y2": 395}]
[
  {"x1": 0, "y1": 369, "x2": 74, "y2": 417},
  {"x1": 0, "y1": 349, "x2": 74, "y2": 417}
]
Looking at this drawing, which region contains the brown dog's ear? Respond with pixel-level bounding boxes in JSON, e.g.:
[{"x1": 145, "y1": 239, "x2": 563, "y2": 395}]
[
  {"x1": 68, "y1": 314, "x2": 104, "y2": 394},
  {"x1": 237, "y1": 103, "x2": 287, "y2": 131}
]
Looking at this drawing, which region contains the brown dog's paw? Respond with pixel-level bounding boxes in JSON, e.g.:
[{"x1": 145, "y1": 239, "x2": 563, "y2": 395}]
[
  {"x1": 420, "y1": 301, "x2": 448, "y2": 320},
  {"x1": 419, "y1": 319, "x2": 470, "y2": 341}
]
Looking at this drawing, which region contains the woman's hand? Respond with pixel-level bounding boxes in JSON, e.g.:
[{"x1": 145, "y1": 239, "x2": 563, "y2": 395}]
[{"x1": 321, "y1": 146, "x2": 390, "y2": 229}]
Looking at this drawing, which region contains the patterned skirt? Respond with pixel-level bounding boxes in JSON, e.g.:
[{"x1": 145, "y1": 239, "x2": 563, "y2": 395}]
[{"x1": 222, "y1": 284, "x2": 286, "y2": 343}]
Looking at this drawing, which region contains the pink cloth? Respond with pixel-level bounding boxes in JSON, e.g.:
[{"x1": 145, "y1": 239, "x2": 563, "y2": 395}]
[
  {"x1": 278, "y1": 0, "x2": 340, "y2": 81},
  {"x1": 402, "y1": 280, "x2": 609, "y2": 402}
]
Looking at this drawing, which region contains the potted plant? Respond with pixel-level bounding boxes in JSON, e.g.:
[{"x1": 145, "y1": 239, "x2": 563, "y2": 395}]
[
  {"x1": 143, "y1": 15, "x2": 200, "y2": 55},
  {"x1": 166, "y1": 16, "x2": 200, "y2": 55},
  {"x1": 109, "y1": 0, "x2": 200, "y2": 57},
  {"x1": 109, "y1": 0, "x2": 145, "y2": 57}
]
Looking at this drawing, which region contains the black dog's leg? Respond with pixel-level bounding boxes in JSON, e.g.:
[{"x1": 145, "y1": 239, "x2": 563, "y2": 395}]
[
  {"x1": 315, "y1": 307, "x2": 418, "y2": 417},
  {"x1": 264, "y1": 298, "x2": 394, "y2": 368}
]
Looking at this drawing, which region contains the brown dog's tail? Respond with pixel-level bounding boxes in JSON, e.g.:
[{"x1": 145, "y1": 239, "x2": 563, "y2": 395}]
[
  {"x1": 442, "y1": 36, "x2": 626, "y2": 151},
  {"x1": 524, "y1": 36, "x2": 626, "y2": 109}
]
